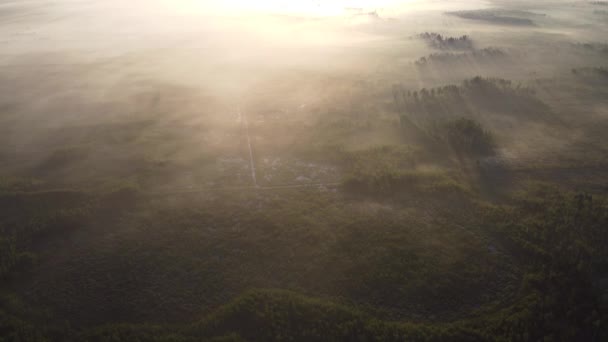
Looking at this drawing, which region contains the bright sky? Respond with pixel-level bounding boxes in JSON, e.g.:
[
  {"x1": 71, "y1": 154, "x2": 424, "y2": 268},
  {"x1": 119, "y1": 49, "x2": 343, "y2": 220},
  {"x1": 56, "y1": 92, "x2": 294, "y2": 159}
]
[{"x1": 166, "y1": 0, "x2": 418, "y2": 17}]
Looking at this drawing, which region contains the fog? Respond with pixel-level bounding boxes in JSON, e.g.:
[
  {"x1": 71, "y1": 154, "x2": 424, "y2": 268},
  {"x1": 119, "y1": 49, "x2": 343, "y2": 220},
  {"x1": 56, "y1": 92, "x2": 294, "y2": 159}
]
[
  {"x1": 1, "y1": 0, "x2": 608, "y2": 338},
  {"x1": 2, "y1": 0, "x2": 606, "y2": 189},
  {"x1": 2, "y1": 0, "x2": 607, "y2": 192}
]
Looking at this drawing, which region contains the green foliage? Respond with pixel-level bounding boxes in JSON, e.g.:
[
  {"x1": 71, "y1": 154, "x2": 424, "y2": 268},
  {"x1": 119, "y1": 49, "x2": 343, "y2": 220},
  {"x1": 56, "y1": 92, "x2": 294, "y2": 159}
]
[
  {"x1": 418, "y1": 32, "x2": 474, "y2": 50},
  {"x1": 0, "y1": 178, "x2": 606, "y2": 342},
  {"x1": 0, "y1": 236, "x2": 17, "y2": 279},
  {"x1": 342, "y1": 168, "x2": 469, "y2": 196},
  {"x1": 0, "y1": 188, "x2": 608, "y2": 341},
  {"x1": 339, "y1": 145, "x2": 470, "y2": 196},
  {"x1": 0, "y1": 177, "x2": 44, "y2": 193},
  {"x1": 397, "y1": 77, "x2": 550, "y2": 135},
  {"x1": 415, "y1": 48, "x2": 506, "y2": 67},
  {"x1": 440, "y1": 118, "x2": 495, "y2": 156},
  {"x1": 195, "y1": 289, "x2": 489, "y2": 342},
  {"x1": 77, "y1": 324, "x2": 197, "y2": 342},
  {"x1": 572, "y1": 66, "x2": 608, "y2": 79},
  {"x1": 479, "y1": 187, "x2": 608, "y2": 341}
]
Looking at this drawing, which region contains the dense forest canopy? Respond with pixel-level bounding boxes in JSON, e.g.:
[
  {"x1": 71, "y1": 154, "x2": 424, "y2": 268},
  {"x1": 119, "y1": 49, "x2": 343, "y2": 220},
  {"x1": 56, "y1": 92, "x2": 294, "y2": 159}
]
[{"x1": 0, "y1": 0, "x2": 607, "y2": 341}]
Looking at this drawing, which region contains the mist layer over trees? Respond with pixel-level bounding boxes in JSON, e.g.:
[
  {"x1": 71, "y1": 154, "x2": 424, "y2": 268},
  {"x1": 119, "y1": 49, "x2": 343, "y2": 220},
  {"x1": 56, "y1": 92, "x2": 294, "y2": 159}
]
[{"x1": 0, "y1": 0, "x2": 607, "y2": 341}]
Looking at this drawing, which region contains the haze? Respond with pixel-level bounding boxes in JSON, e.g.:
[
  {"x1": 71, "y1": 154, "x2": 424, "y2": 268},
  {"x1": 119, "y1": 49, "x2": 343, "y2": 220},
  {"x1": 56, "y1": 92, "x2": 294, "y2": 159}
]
[{"x1": 1, "y1": 1, "x2": 607, "y2": 341}]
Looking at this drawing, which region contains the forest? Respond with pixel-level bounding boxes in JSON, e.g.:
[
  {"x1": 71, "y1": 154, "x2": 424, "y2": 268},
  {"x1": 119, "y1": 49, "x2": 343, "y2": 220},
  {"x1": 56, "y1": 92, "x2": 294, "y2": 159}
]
[{"x1": 0, "y1": 0, "x2": 607, "y2": 341}]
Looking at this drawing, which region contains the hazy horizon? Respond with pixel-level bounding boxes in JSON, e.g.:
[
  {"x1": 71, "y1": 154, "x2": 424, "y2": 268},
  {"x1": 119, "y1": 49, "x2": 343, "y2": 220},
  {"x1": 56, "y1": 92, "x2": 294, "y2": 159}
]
[{"x1": 1, "y1": 1, "x2": 607, "y2": 341}]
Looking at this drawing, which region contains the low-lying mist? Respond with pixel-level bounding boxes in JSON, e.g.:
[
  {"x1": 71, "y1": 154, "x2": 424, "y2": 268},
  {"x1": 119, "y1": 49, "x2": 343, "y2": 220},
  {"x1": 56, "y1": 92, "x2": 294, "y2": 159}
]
[{"x1": 1, "y1": 0, "x2": 608, "y2": 341}]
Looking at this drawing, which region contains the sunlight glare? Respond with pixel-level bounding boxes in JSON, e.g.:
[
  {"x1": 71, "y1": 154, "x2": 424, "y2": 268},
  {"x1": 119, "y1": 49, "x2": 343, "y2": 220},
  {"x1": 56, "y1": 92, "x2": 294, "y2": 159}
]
[{"x1": 167, "y1": 0, "x2": 416, "y2": 17}]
